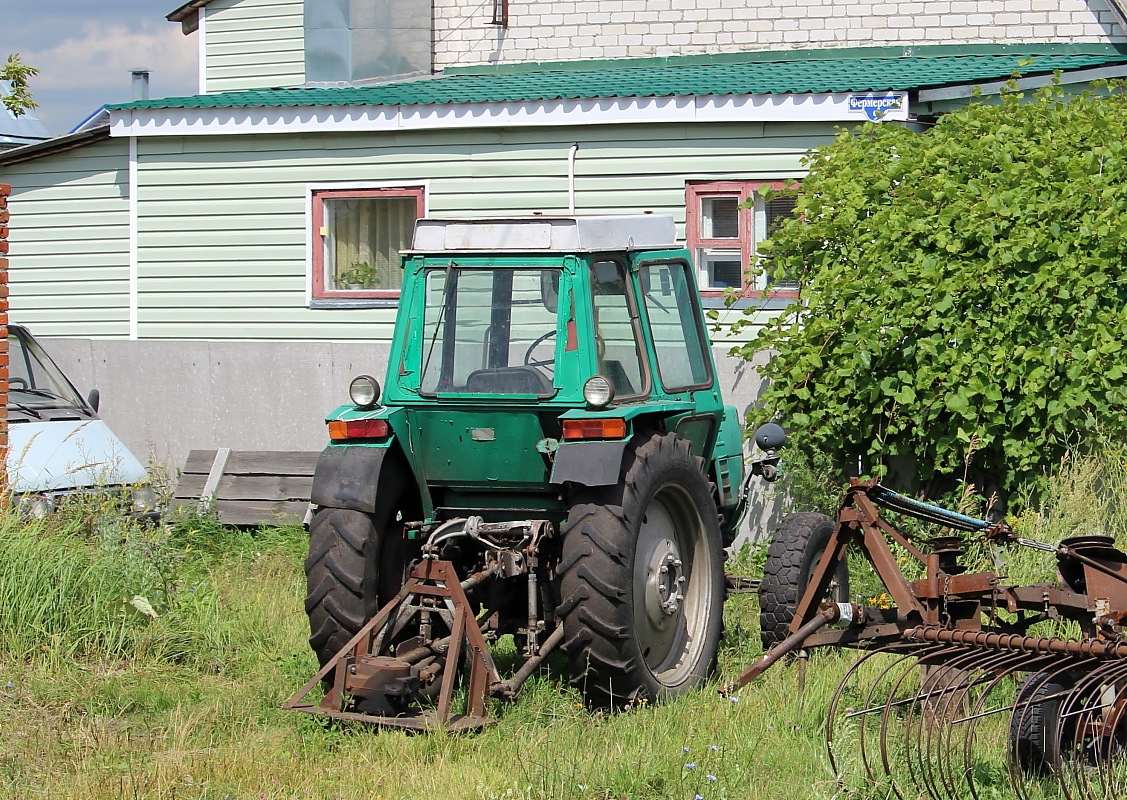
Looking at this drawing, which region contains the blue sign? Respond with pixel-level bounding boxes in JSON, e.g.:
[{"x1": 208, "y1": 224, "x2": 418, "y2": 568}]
[{"x1": 847, "y1": 93, "x2": 905, "y2": 122}]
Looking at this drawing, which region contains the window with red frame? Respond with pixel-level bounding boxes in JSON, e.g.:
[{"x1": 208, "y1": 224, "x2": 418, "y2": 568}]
[
  {"x1": 312, "y1": 187, "x2": 424, "y2": 299},
  {"x1": 685, "y1": 181, "x2": 797, "y2": 294}
]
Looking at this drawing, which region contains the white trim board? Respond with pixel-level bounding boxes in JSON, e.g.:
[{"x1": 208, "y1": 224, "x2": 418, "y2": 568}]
[{"x1": 109, "y1": 91, "x2": 911, "y2": 138}]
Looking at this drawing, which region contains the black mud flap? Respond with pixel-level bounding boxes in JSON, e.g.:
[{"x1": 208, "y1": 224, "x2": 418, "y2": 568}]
[{"x1": 549, "y1": 440, "x2": 629, "y2": 487}]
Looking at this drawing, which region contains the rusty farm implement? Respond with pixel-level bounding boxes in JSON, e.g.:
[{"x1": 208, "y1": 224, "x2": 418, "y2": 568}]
[{"x1": 728, "y1": 479, "x2": 1127, "y2": 799}]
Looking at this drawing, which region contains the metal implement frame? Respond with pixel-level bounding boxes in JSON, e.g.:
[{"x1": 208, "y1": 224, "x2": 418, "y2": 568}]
[
  {"x1": 728, "y1": 478, "x2": 1127, "y2": 799},
  {"x1": 284, "y1": 558, "x2": 502, "y2": 732}
]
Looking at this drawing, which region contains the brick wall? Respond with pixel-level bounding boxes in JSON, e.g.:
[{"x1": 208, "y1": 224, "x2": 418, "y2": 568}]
[
  {"x1": 433, "y1": 0, "x2": 1125, "y2": 68},
  {"x1": 0, "y1": 183, "x2": 8, "y2": 496}
]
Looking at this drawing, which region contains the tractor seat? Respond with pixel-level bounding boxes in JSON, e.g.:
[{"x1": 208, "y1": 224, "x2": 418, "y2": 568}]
[{"x1": 464, "y1": 366, "x2": 552, "y2": 394}]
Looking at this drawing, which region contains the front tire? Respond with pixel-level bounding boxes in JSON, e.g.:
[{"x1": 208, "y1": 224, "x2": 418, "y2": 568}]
[
  {"x1": 758, "y1": 512, "x2": 850, "y2": 650},
  {"x1": 558, "y1": 432, "x2": 725, "y2": 707}
]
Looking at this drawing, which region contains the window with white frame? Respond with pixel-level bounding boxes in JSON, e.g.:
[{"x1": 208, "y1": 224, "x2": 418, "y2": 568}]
[
  {"x1": 685, "y1": 181, "x2": 798, "y2": 294},
  {"x1": 311, "y1": 186, "x2": 425, "y2": 300}
]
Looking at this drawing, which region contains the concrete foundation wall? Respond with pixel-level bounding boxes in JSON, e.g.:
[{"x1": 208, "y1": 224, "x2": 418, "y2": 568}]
[{"x1": 43, "y1": 337, "x2": 783, "y2": 542}]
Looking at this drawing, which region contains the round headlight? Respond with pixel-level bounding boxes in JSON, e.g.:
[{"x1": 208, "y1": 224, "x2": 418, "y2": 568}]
[
  {"x1": 349, "y1": 375, "x2": 381, "y2": 408},
  {"x1": 583, "y1": 375, "x2": 616, "y2": 408}
]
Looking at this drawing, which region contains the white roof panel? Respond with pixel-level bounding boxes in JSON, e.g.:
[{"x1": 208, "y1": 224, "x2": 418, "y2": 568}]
[{"x1": 410, "y1": 215, "x2": 678, "y2": 253}]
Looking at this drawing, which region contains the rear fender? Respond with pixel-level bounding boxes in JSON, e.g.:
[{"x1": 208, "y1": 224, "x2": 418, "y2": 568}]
[{"x1": 311, "y1": 441, "x2": 417, "y2": 513}]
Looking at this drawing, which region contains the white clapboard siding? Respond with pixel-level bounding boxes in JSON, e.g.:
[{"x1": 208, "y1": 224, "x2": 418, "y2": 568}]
[
  {"x1": 2, "y1": 137, "x2": 131, "y2": 337},
  {"x1": 4, "y1": 119, "x2": 825, "y2": 341}
]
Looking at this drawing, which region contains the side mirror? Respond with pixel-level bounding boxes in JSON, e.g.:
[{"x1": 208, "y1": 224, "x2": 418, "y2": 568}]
[
  {"x1": 86, "y1": 388, "x2": 101, "y2": 413},
  {"x1": 753, "y1": 422, "x2": 786, "y2": 452}
]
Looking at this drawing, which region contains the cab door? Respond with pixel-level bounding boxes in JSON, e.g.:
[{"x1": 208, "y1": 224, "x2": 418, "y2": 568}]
[{"x1": 632, "y1": 256, "x2": 723, "y2": 456}]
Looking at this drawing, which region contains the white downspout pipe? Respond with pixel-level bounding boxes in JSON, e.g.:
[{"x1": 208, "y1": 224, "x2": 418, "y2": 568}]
[{"x1": 567, "y1": 143, "x2": 579, "y2": 214}]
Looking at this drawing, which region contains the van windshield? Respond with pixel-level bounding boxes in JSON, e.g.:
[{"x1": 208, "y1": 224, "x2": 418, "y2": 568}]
[{"x1": 7, "y1": 328, "x2": 89, "y2": 414}]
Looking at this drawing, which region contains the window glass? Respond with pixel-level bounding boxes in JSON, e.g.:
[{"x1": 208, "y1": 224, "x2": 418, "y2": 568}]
[
  {"x1": 420, "y1": 268, "x2": 562, "y2": 395},
  {"x1": 312, "y1": 187, "x2": 422, "y2": 299},
  {"x1": 591, "y1": 260, "x2": 645, "y2": 397},
  {"x1": 764, "y1": 194, "x2": 799, "y2": 290},
  {"x1": 701, "y1": 196, "x2": 739, "y2": 239},
  {"x1": 687, "y1": 181, "x2": 798, "y2": 293},
  {"x1": 7, "y1": 329, "x2": 86, "y2": 411},
  {"x1": 640, "y1": 262, "x2": 710, "y2": 391}
]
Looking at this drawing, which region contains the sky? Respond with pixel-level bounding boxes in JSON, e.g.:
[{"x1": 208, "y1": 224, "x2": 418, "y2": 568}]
[{"x1": 1, "y1": 0, "x2": 199, "y2": 136}]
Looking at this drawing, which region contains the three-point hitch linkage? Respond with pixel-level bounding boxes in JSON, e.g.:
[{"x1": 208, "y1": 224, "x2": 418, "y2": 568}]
[{"x1": 727, "y1": 479, "x2": 1127, "y2": 799}]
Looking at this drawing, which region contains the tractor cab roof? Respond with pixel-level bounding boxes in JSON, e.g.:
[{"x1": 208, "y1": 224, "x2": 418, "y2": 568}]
[{"x1": 408, "y1": 215, "x2": 677, "y2": 255}]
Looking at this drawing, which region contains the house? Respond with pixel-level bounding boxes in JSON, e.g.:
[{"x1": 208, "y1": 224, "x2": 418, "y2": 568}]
[{"x1": 1, "y1": 0, "x2": 1126, "y2": 531}]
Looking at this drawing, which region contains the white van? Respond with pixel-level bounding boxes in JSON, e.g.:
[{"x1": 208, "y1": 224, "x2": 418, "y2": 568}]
[{"x1": 6, "y1": 324, "x2": 154, "y2": 516}]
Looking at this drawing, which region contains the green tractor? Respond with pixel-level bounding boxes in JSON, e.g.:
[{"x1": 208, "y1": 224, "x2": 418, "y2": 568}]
[{"x1": 286, "y1": 215, "x2": 783, "y2": 729}]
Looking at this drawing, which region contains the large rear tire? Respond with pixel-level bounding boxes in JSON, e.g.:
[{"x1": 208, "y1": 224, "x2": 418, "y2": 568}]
[
  {"x1": 758, "y1": 512, "x2": 850, "y2": 651},
  {"x1": 558, "y1": 432, "x2": 725, "y2": 707},
  {"x1": 304, "y1": 501, "x2": 413, "y2": 668}
]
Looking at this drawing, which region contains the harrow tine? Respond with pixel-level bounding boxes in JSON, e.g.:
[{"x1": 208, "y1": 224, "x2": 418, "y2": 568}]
[
  {"x1": 919, "y1": 647, "x2": 999, "y2": 800},
  {"x1": 1006, "y1": 659, "x2": 1098, "y2": 800},
  {"x1": 826, "y1": 642, "x2": 936, "y2": 799},
  {"x1": 1057, "y1": 659, "x2": 1127, "y2": 800},
  {"x1": 879, "y1": 646, "x2": 953, "y2": 799},
  {"x1": 846, "y1": 670, "x2": 1000, "y2": 720},
  {"x1": 956, "y1": 649, "x2": 1054, "y2": 800}
]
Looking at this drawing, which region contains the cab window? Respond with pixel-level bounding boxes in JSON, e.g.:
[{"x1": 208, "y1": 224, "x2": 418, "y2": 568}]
[
  {"x1": 639, "y1": 261, "x2": 711, "y2": 391},
  {"x1": 591, "y1": 260, "x2": 646, "y2": 398},
  {"x1": 420, "y1": 267, "x2": 564, "y2": 395}
]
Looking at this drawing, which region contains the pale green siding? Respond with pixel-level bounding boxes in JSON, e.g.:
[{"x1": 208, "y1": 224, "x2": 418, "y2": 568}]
[
  {"x1": 131, "y1": 121, "x2": 827, "y2": 341},
  {"x1": 1, "y1": 138, "x2": 131, "y2": 337},
  {"x1": 205, "y1": 0, "x2": 304, "y2": 93}
]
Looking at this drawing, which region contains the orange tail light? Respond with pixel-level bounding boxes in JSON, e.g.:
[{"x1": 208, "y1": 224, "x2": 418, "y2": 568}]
[
  {"x1": 328, "y1": 418, "x2": 390, "y2": 442},
  {"x1": 561, "y1": 418, "x2": 627, "y2": 441}
]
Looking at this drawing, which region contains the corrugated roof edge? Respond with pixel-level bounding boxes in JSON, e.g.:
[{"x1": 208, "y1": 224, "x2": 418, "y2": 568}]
[{"x1": 442, "y1": 42, "x2": 1127, "y2": 76}]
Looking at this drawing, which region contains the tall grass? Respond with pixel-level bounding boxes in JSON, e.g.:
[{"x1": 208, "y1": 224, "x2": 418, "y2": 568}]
[{"x1": 0, "y1": 448, "x2": 1124, "y2": 799}]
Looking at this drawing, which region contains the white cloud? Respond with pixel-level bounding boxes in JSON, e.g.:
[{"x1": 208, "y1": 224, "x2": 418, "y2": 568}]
[{"x1": 27, "y1": 20, "x2": 197, "y2": 97}]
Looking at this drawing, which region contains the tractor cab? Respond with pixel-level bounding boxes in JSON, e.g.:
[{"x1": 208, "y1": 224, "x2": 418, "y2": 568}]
[{"x1": 318, "y1": 215, "x2": 744, "y2": 526}]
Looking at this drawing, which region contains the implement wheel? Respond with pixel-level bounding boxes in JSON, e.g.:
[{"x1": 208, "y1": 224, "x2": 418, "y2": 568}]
[
  {"x1": 1010, "y1": 671, "x2": 1079, "y2": 775},
  {"x1": 758, "y1": 512, "x2": 850, "y2": 650},
  {"x1": 558, "y1": 432, "x2": 724, "y2": 707},
  {"x1": 305, "y1": 500, "x2": 414, "y2": 668}
]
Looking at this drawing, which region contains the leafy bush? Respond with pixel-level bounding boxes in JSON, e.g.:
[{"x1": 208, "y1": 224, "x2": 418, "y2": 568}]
[{"x1": 738, "y1": 81, "x2": 1127, "y2": 506}]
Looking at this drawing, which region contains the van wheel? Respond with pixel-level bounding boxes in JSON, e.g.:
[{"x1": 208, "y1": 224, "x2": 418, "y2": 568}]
[{"x1": 558, "y1": 432, "x2": 724, "y2": 707}]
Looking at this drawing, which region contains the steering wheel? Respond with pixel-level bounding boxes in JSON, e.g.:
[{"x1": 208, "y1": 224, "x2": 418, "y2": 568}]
[
  {"x1": 523, "y1": 331, "x2": 557, "y2": 369},
  {"x1": 9, "y1": 377, "x2": 28, "y2": 391}
]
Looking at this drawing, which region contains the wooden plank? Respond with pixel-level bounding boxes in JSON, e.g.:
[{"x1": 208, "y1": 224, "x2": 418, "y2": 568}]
[
  {"x1": 212, "y1": 499, "x2": 310, "y2": 527},
  {"x1": 218, "y1": 451, "x2": 321, "y2": 475},
  {"x1": 198, "y1": 447, "x2": 232, "y2": 513},
  {"x1": 181, "y1": 449, "x2": 319, "y2": 475},
  {"x1": 175, "y1": 472, "x2": 313, "y2": 501}
]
